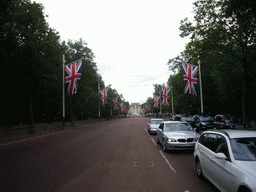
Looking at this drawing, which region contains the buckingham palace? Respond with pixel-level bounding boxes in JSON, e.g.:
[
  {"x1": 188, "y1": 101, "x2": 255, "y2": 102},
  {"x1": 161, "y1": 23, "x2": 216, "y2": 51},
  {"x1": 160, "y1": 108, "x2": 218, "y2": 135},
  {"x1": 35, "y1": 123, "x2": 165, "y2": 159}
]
[{"x1": 129, "y1": 103, "x2": 142, "y2": 116}]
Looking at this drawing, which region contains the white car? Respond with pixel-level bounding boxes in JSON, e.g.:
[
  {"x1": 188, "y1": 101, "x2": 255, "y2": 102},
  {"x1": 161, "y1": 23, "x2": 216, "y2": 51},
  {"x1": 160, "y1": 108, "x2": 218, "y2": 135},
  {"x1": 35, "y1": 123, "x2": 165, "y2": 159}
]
[
  {"x1": 148, "y1": 119, "x2": 163, "y2": 134},
  {"x1": 156, "y1": 121, "x2": 200, "y2": 151},
  {"x1": 194, "y1": 129, "x2": 256, "y2": 192}
]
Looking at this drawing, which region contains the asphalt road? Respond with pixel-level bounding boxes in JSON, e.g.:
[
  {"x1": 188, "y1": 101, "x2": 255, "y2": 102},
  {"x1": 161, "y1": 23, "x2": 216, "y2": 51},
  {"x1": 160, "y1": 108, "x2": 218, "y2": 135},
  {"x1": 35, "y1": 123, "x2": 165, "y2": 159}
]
[{"x1": 0, "y1": 117, "x2": 218, "y2": 192}]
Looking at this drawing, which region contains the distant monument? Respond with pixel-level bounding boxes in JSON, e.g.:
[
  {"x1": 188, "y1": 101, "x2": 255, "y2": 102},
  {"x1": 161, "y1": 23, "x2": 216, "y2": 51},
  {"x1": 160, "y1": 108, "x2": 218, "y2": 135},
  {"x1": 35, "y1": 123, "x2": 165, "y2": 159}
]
[{"x1": 129, "y1": 103, "x2": 142, "y2": 116}]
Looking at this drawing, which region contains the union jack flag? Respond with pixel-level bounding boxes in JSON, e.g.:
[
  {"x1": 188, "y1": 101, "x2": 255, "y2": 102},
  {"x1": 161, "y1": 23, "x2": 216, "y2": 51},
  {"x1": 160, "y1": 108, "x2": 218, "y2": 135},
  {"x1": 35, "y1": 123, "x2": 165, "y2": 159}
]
[
  {"x1": 123, "y1": 105, "x2": 128, "y2": 114},
  {"x1": 161, "y1": 86, "x2": 170, "y2": 106},
  {"x1": 153, "y1": 95, "x2": 160, "y2": 108},
  {"x1": 112, "y1": 98, "x2": 118, "y2": 110},
  {"x1": 100, "y1": 88, "x2": 108, "y2": 106},
  {"x1": 146, "y1": 104, "x2": 151, "y2": 112},
  {"x1": 182, "y1": 62, "x2": 198, "y2": 96},
  {"x1": 120, "y1": 103, "x2": 124, "y2": 112},
  {"x1": 65, "y1": 59, "x2": 82, "y2": 96}
]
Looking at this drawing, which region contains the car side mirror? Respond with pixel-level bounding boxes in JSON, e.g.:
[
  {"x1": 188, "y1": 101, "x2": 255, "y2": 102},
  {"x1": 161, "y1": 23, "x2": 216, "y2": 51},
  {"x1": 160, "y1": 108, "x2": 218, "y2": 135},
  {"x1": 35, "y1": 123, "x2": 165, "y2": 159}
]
[{"x1": 215, "y1": 153, "x2": 228, "y2": 160}]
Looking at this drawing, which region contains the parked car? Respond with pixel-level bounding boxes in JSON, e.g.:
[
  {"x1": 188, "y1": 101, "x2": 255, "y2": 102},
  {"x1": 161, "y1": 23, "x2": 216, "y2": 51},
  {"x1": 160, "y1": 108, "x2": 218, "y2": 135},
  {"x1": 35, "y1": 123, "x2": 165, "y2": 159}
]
[
  {"x1": 194, "y1": 129, "x2": 256, "y2": 192},
  {"x1": 170, "y1": 114, "x2": 183, "y2": 121},
  {"x1": 156, "y1": 121, "x2": 200, "y2": 152},
  {"x1": 148, "y1": 119, "x2": 163, "y2": 135},
  {"x1": 214, "y1": 114, "x2": 244, "y2": 129},
  {"x1": 181, "y1": 116, "x2": 196, "y2": 128},
  {"x1": 194, "y1": 115, "x2": 214, "y2": 131}
]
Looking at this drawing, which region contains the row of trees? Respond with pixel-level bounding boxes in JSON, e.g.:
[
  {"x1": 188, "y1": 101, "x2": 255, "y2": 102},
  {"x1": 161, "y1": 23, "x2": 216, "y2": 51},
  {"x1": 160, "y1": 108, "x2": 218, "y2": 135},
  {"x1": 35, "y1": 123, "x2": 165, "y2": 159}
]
[
  {"x1": 0, "y1": 0, "x2": 128, "y2": 126},
  {"x1": 143, "y1": 0, "x2": 256, "y2": 120}
]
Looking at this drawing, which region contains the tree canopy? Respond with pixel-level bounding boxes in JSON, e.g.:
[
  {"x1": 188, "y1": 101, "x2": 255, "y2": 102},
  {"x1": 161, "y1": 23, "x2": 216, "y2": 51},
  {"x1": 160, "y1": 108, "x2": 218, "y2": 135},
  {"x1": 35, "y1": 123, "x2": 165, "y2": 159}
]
[
  {"x1": 167, "y1": 0, "x2": 256, "y2": 119},
  {"x1": 0, "y1": 0, "x2": 127, "y2": 126}
]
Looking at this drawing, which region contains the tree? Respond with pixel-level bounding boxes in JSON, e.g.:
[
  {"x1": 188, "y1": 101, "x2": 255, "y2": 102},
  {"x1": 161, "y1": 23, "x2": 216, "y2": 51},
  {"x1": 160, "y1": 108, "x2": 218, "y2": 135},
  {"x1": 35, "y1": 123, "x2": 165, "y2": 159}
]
[
  {"x1": 169, "y1": 0, "x2": 256, "y2": 119},
  {"x1": 0, "y1": 0, "x2": 62, "y2": 127}
]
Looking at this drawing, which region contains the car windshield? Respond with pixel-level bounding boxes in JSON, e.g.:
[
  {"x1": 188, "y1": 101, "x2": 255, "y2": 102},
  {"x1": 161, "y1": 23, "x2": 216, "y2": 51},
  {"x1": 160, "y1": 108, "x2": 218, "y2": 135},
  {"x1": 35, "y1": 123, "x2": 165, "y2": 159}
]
[
  {"x1": 164, "y1": 123, "x2": 193, "y2": 131},
  {"x1": 223, "y1": 116, "x2": 234, "y2": 123},
  {"x1": 181, "y1": 117, "x2": 194, "y2": 121},
  {"x1": 230, "y1": 137, "x2": 256, "y2": 161},
  {"x1": 150, "y1": 120, "x2": 163, "y2": 124},
  {"x1": 199, "y1": 116, "x2": 213, "y2": 122}
]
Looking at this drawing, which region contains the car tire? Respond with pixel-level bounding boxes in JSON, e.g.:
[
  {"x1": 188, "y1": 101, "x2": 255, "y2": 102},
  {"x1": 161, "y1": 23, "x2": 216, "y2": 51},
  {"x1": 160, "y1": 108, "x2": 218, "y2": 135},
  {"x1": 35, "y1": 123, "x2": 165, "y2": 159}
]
[
  {"x1": 156, "y1": 137, "x2": 160, "y2": 144},
  {"x1": 196, "y1": 159, "x2": 203, "y2": 178},
  {"x1": 148, "y1": 129, "x2": 151, "y2": 135},
  {"x1": 163, "y1": 141, "x2": 168, "y2": 152},
  {"x1": 196, "y1": 158, "x2": 203, "y2": 178}
]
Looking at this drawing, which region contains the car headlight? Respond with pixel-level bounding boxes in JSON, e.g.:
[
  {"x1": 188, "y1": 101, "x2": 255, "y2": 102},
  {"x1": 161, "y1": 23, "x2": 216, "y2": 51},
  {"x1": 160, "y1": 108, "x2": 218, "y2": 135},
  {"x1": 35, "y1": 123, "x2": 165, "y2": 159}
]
[{"x1": 167, "y1": 138, "x2": 177, "y2": 142}]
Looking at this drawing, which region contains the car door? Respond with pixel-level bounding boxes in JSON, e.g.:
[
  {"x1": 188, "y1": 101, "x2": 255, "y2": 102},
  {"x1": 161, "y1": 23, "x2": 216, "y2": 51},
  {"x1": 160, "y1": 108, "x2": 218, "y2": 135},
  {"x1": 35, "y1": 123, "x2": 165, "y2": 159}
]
[
  {"x1": 200, "y1": 133, "x2": 233, "y2": 191},
  {"x1": 207, "y1": 135, "x2": 234, "y2": 191},
  {"x1": 157, "y1": 123, "x2": 164, "y2": 144}
]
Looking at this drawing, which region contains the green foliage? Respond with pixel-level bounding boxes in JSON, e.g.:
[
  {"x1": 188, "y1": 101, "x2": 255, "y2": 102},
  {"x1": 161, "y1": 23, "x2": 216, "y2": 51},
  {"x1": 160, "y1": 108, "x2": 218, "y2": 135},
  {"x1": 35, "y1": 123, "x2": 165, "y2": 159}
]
[
  {"x1": 0, "y1": 0, "x2": 128, "y2": 126},
  {"x1": 168, "y1": 0, "x2": 256, "y2": 118}
]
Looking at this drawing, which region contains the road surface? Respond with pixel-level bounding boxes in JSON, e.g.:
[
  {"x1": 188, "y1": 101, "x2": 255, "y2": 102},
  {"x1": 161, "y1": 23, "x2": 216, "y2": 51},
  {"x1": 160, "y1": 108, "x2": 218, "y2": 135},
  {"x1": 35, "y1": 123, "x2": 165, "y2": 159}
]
[{"x1": 0, "y1": 117, "x2": 218, "y2": 192}]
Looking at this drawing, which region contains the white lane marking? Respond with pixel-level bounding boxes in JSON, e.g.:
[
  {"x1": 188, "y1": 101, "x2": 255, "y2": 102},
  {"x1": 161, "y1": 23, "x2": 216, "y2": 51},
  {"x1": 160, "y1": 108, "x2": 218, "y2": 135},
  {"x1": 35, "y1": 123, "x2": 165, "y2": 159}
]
[
  {"x1": 151, "y1": 138, "x2": 157, "y2": 146},
  {"x1": 145, "y1": 128, "x2": 150, "y2": 136},
  {"x1": 159, "y1": 150, "x2": 176, "y2": 173}
]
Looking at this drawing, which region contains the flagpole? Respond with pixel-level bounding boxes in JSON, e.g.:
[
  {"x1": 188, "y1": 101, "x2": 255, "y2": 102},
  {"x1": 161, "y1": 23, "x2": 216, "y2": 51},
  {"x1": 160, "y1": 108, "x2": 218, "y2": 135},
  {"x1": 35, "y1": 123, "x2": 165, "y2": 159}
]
[
  {"x1": 62, "y1": 55, "x2": 66, "y2": 130},
  {"x1": 98, "y1": 76, "x2": 101, "y2": 123},
  {"x1": 171, "y1": 86, "x2": 174, "y2": 114},
  {"x1": 159, "y1": 87, "x2": 162, "y2": 118},
  {"x1": 198, "y1": 60, "x2": 204, "y2": 114}
]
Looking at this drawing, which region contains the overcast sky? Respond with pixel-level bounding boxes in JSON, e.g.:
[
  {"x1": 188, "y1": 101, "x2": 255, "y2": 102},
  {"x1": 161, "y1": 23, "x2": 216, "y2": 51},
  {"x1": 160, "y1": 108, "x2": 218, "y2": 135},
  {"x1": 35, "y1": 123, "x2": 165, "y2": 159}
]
[{"x1": 34, "y1": 0, "x2": 195, "y2": 104}]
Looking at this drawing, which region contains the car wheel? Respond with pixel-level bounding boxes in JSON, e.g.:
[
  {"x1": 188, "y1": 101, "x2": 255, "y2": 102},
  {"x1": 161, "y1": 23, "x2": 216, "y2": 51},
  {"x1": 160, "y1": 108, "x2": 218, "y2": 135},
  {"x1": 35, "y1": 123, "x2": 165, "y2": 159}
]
[
  {"x1": 163, "y1": 141, "x2": 168, "y2": 152},
  {"x1": 156, "y1": 137, "x2": 160, "y2": 144},
  {"x1": 196, "y1": 158, "x2": 203, "y2": 178},
  {"x1": 148, "y1": 129, "x2": 151, "y2": 135}
]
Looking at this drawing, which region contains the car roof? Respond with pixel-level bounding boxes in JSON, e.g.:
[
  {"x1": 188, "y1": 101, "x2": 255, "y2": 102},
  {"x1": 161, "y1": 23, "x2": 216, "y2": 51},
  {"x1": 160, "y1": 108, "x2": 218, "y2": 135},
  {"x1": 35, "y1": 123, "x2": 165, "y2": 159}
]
[{"x1": 203, "y1": 129, "x2": 256, "y2": 139}]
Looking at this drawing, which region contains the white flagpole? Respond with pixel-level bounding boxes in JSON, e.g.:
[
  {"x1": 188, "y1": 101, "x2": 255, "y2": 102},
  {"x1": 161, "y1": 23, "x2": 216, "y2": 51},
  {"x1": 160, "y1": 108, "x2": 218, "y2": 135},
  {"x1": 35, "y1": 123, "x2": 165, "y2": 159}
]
[
  {"x1": 62, "y1": 55, "x2": 66, "y2": 130},
  {"x1": 98, "y1": 76, "x2": 101, "y2": 123},
  {"x1": 198, "y1": 60, "x2": 204, "y2": 114},
  {"x1": 159, "y1": 87, "x2": 162, "y2": 117}
]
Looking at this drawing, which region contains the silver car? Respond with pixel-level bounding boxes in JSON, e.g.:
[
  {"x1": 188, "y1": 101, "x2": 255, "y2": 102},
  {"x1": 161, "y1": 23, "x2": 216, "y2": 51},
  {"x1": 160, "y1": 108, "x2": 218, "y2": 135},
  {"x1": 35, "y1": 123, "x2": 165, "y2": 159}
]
[
  {"x1": 194, "y1": 129, "x2": 256, "y2": 192},
  {"x1": 148, "y1": 119, "x2": 163, "y2": 135},
  {"x1": 156, "y1": 121, "x2": 200, "y2": 151}
]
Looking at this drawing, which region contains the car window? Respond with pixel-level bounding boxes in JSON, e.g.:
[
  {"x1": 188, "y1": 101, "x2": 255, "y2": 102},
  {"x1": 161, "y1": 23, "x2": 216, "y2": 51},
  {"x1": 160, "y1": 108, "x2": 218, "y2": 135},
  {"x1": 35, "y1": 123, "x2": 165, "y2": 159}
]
[
  {"x1": 203, "y1": 134, "x2": 216, "y2": 151},
  {"x1": 199, "y1": 133, "x2": 229, "y2": 156},
  {"x1": 198, "y1": 134, "x2": 207, "y2": 146},
  {"x1": 215, "y1": 135, "x2": 229, "y2": 158},
  {"x1": 164, "y1": 123, "x2": 193, "y2": 131},
  {"x1": 230, "y1": 137, "x2": 256, "y2": 161},
  {"x1": 150, "y1": 120, "x2": 163, "y2": 124},
  {"x1": 215, "y1": 116, "x2": 222, "y2": 122},
  {"x1": 199, "y1": 116, "x2": 213, "y2": 122}
]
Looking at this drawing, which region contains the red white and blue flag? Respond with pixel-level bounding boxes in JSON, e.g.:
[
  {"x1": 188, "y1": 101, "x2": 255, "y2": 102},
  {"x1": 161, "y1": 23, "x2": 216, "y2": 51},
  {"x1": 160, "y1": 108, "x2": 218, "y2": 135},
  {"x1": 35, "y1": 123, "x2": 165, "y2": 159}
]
[
  {"x1": 146, "y1": 104, "x2": 151, "y2": 112},
  {"x1": 153, "y1": 95, "x2": 160, "y2": 108},
  {"x1": 182, "y1": 62, "x2": 198, "y2": 96},
  {"x1": 112, "y1": 98, "x2": 118, "y2": 110},
  {"x1": 161, "y1": 86, "x2": 170, "y2": 106},
  {"x1": 65, "y1": 59, "x2": 82, "y2": 96},
  {"x1": 123, "y1": 105, "x2": 128, "y2": 114},
  {"x1": 100, "y1": 88, "x2": 108, "y2": 106},
  {"x1": 120, "y1": 103, "x2": 124, "y2": 112}
]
